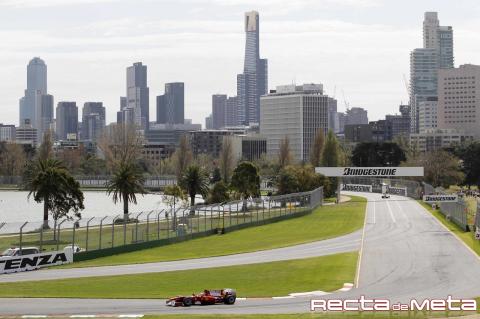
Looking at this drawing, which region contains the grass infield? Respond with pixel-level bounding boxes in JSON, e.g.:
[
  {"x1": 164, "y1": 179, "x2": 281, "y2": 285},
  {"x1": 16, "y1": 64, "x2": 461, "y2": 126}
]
[
  {"x1": 64, "y1": 196, "x2": 366, "y2": 268},
  {"x1": 0, "y1": 253, "x2": 357, "y2": 298}
]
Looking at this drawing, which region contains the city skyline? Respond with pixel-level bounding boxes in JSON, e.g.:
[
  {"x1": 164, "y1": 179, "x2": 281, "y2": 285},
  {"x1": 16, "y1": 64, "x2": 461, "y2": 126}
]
[{"x1": 2, "y1": 1, "x2": 480, "y2": 126}]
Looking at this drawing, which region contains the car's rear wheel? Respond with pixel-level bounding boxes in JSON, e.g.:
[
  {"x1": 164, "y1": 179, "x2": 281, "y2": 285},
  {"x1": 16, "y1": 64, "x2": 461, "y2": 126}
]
[
  {"x1": 183, "y1": 298, "x2": 193, "y2": 307},
  {"x1": 224, "y1": 295, "x2": 236, "y2": 304}
]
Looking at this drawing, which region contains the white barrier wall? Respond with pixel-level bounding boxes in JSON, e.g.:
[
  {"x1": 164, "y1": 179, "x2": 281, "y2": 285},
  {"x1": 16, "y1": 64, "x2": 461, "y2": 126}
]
[
  {"x1": 0, "y1": 250, "x2": 73, "y2": 274},
  {"x1": 341, "y1": 184, "x2": 373, "y2": 193}
]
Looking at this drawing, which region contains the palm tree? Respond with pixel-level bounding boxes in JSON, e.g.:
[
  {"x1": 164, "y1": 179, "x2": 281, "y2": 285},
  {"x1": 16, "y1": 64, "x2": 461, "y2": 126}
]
[
  {"x1": 106, "y1": 162, "x2": 146, "y2": 221},
  {"x1": 179, "y1": 165, "x2": 209, "y2": 214},
  {"x1": 24, "y1": 158, "x2": 84, "y2": 229}
]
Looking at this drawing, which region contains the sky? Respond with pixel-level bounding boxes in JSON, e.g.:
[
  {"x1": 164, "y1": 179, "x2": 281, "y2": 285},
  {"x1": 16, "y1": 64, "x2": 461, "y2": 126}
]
[{"x1": 1, "y1": 0, "x2": 480, "y2": 127}]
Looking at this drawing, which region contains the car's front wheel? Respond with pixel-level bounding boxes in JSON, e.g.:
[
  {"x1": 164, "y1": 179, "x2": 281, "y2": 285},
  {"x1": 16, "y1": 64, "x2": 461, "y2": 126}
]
[
  {"x1": 224, "y1": 295, "x2": 236, "y2": 304},
  {"x1": 183, "y1": 298, "x2": 193, "y2": 307}
]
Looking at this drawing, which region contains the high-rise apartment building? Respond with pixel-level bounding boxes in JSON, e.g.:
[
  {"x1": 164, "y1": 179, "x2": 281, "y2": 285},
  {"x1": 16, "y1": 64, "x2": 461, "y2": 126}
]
[
  {"x1": 126, "y1": 62, "x2": 149, "y2": 130},
  {"x1": 236, "y1": 11, "x2": 268, "y2": 125},
  {"x1": 410, "y1": 12, "x2": 454, "y2": 133},
  {"x1": 260, "y1": 84, "x2": 331, "y2": 162},
  {"x1": 437, "y1": 64, "x2": 480, "y2": 137},
  {"x1": 56, "y1": 102, "x2": 78, "y2": 141},
  {"x1": 156, "y1": 82, "x2": 184, "y2": 125},
  {"x1": 212, "y1": 94, "x2": 227, "y2": 129},
  {"x1": 82, "y1": 102, "x2": 106, "y2": 141}
]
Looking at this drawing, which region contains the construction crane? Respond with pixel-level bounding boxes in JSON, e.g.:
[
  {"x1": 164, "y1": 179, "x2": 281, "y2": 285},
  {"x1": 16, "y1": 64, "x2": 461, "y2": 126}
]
[
  {"x1": 342, "y1": 89, "x2": 350, "y2": 111},
  {"x1": 402, "y1": 74, "x2": 410, "y2": 98}
]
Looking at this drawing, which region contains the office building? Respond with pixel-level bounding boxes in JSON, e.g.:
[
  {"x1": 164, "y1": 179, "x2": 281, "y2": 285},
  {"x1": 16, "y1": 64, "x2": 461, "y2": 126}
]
[
  {"x1": 56, "y1": 102, "x2": 78, "y2": 141},
  {"x1": 385, "y1": 104, "x2": 411, "y2": 139},
  {"x1": 344, "y1": 124, "x2": 372, "y2": 143},
  {"x1": 212, "y1": 94, "x2": 227, "y2": 129},
  {"x1": 225, "y1": 96, "x2": 239, "y2": 126},
  {"x1": 205, "y1": 114, "x2": 213, "y2": 130},
  {"x1": 424, "y1": 12, "x2": 454, "y2": 69},
  {"x1": 82, "y1": 102, "x2": 106, "y2": 142},
  {"x1": 410, "y1": 129, "x2": 473, "y2": 152},
  {"x1": 126, "y1": 62, "x2": 149, "y2": 129},
  {"x1": 156, "y1": 82, "x2": 184, "y2": 125},
  {"x1": 16, "y1": 120, "x2": 37, "y2": 147},
  {"x1": 345, "y1": 107, "x2": 368, "y2": 125},
  {"x1": 337, "y1": 112, "x2": 346, "y2": 133},
  {"x1": 228, "y1": 135, "x2": 267, "y2": 161},
  {"x1": 236, "y1": 11, "x2": 268, "y2": 125},
  {"x1": 18, "y1": 57, "x2": 54, "y2": 143},
  {"x1": 418, "y1": 97, "x2": 438, "y2": 133},
  {"x1": 437, "y1": 64, "x2": 480, "y2": 137},
  {"x1": 0, "y1": 124, "x2": 16, "y2": 142},
  {"x1": 260, "y1": 84, "x2": 330, "y2": 162},
  {"x1": 188, "y1": 130, "x2": 243, "y2": 158},
  {"x1": 327, "y1": 99, "x2": 338, "y2": 133}
]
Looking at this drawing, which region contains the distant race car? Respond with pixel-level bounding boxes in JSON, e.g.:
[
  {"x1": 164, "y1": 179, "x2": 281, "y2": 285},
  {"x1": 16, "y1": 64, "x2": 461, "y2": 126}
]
[
  {"x1": 381, "y1": 194, "x2": 390, "y2": 199},
  {"x1": 166, "y1": 289, "x2": 236, "y2": 307}
]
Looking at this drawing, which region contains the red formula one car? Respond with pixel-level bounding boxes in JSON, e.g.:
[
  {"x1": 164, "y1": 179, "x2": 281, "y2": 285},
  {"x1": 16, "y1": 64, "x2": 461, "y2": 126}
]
[{"x1": 166, "y1": 288, "x2": 236, "y2": 307}]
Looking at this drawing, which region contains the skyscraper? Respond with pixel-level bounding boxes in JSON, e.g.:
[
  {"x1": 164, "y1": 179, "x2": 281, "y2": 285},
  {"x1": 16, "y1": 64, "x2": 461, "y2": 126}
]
[
  {"x1": 410, "y1": 12, "x2": 454, "y2": 133},
  {"x1": 126, "y1": 62, "x2": 149, "y2": 130},
  {"x1": 212, "y1": 94, "x2": 227, "y2": 129},
  {"x1": 156, "y1": 82, "x2": 184, "y2": 125},
  {"x1": 56, "y1": 102, "x2": 78, "y2": 141},
  {"x1": 236, "y1": 11, "x2": 268, "y2": 125},
  {"x1": 82, "y1": 102, "x2": 106, "y2": 141},
  {"x1": 19, "y1": 57, "x2": 53, "y2": 143},
  {"x1": 225, "y1": 96, "x2": 239, "y2": 127}
]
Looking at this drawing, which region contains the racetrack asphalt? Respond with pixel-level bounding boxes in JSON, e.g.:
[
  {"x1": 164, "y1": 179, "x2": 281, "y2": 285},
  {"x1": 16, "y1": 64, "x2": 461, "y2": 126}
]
[{"x1": 2, "y1": 192, "x2": 480, "y2": 315}]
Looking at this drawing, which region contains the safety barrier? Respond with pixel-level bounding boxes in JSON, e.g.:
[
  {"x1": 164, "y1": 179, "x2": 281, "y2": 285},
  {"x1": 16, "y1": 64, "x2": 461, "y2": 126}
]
[{"x1": 0, "y1": 187, "x2": 323, "y2": 262}]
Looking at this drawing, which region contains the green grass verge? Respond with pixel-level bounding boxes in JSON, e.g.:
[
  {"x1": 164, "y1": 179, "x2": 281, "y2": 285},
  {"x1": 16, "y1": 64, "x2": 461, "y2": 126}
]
[
  {"x1": 419, "y1": 201, "x2": 480, "y2": 256},
  {"x1": 0, "y1": 253, "x2": 357, "y2": 298},
  {"x1": 65, "y1": 196, "x2": 366, "y2": 268},
  {"x1": 141, "y1": 312, "x2": 475, "y2": 319}
]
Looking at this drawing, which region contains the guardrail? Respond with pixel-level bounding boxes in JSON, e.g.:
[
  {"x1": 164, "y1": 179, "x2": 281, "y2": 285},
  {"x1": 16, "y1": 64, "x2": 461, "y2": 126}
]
[
  {"x1": 0, "y1": 187, "x2": 323, "y2": 261},
  {"x1": 342, "y1": 177, "x2": 422, "y2": 199},
  {"x1": 423, "y1": 183, "x2": 473, "y2": 231}
]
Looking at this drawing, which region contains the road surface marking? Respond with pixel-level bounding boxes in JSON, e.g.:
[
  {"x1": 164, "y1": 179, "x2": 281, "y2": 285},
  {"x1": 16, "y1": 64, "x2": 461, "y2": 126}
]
[
  {"x1": 372, "y1": 200, "x2": 376, "y2": 224},
  {"x1": 21, "y1": 316, "x2": 47, "y2": 318},
  {"x1": 386, "y1": 200, "x2": 396, "y2": 223},
  {"x1": 355, "y1": 197, "x2": 370, "y2": 288}
]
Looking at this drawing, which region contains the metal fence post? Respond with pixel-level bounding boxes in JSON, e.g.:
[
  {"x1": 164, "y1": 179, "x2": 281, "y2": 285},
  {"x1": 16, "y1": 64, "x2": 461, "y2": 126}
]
[
  {"x1": 135, "y1": 212, "x2": 144, "y2": 243},
  {"x1": 157, "y1": 210, "x2": 162, "y2": 239},
  {"x1": 39, "y1": 223, "x2": 44, "y2": 252},
  {"x1": 99, "y1": 216, "x2": 108, "y2": 250},
  {"x1": 56, "y1": 219, "x2": 67, "y2": 251},
  {"x1": 72, "y1": 218, "x2": 80, "y2": 251},
  {"x1": 19, "y1": 222, "x2": 28, "y2": 253},
  {"x1": 85, "y1": 217, "x2": 95, "y2": 252},
  {"x1": 146, "y1": 211, "x2": 154, "y2": 241},
  {"x1": 210, "y1": 206, "x2": 213, "y2": 230},
  {"x1": 123, "y1": 213, "x2": 129, "y2": 246},
  {"x1": 112, "y1": 215, "x2": 120, "y2": 248}
]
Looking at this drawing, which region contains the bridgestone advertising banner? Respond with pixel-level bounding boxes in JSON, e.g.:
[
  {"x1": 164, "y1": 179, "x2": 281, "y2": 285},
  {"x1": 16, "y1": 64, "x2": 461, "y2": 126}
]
[
  {"x1": 342, "y1": 184, "x2": 372, "y2": 192},
  {"x1": 315, "y1": 167, "x2": 424, "y2": 177},
  {"x1": 423, "y1": 194, "x2": 459, "y2": 203},
  {"x1": 0, "y1": 250, "x2": 73, "y2": 274}
]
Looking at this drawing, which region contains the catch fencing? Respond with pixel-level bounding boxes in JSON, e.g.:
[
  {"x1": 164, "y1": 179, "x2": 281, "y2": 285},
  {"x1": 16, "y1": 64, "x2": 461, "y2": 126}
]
[
  {"x1": 0, "y1": 187, "x2": 323, "y2": 261},
  {"x1": 423, "y1": 183, "x2": 472, "y2": 231}
]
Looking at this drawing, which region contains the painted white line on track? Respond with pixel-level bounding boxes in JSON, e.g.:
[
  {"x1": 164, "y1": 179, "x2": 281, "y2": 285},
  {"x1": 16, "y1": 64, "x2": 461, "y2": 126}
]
[
  {"x1": 22, "y1": 316, "x2": 47, "y2": 318},
  {"x1": 386, "y1": 200, "x2": 396, "y2": 223},
  {"x1": 236, "y1": 297, "x2": 247, "y2": 301},
  {"x1": 272, "y1": 296, "x2": 295, "y2": 299},
  {"x1": 117, "y1": 315, "x2": 144, "y2": 318},
  {"x1": 70, "y1": 316, "x2": 97, "y2": 318},
  {"x1": 355, "y1": 196, "x2": 370, "y2": 289}
]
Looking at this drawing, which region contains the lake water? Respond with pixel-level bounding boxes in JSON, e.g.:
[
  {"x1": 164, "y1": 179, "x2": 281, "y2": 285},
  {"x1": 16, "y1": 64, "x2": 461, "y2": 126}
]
[{"x1": 0, "y1": 190, "x2": 168, "y2": 224}]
